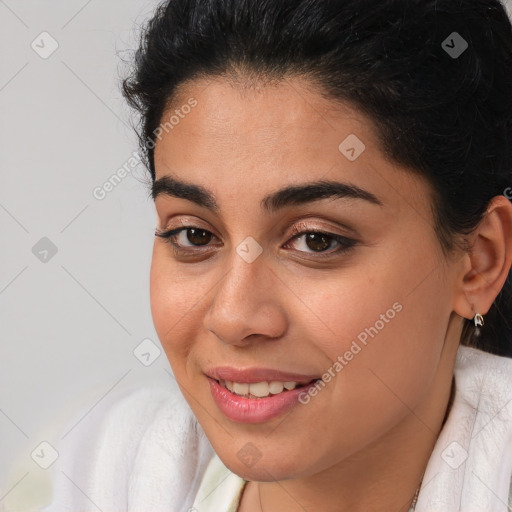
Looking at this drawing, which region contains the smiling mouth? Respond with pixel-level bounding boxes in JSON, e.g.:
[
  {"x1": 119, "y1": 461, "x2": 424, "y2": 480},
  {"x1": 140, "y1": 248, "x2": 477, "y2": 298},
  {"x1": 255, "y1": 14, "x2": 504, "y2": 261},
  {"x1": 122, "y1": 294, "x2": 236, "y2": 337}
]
[{"x1": 214, "y1": 378, "x2": 320, "y2": 399}]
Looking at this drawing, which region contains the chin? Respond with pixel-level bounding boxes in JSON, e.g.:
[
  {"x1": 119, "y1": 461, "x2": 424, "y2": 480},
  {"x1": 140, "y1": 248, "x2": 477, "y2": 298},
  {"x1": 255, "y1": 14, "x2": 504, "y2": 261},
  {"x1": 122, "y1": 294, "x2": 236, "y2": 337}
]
[{"x1": 217, "y1": 448, "x2": 313, "y2": 481}]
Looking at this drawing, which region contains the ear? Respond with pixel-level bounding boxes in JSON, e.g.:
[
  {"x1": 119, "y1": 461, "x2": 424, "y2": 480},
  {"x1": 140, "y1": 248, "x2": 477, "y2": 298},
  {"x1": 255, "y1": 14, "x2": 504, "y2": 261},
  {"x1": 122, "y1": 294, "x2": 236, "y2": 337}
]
[{"x1": 453, "y1": 195, "x2": 512, "y2": 321}]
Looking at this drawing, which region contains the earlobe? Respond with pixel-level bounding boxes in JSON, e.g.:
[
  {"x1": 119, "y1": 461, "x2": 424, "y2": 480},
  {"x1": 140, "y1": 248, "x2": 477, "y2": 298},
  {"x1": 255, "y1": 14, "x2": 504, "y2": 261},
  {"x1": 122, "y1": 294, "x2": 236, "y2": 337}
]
[{"x1": 452, "y1": 195, "x2": 512, "y2": 321}]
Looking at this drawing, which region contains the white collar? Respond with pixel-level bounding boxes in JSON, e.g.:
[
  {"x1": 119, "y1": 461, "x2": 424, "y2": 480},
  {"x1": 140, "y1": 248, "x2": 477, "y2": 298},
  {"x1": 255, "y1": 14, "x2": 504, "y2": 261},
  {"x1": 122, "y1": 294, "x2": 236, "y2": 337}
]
[{"x1": 415, "y1": 345, "x2": 512, "y2": 511}]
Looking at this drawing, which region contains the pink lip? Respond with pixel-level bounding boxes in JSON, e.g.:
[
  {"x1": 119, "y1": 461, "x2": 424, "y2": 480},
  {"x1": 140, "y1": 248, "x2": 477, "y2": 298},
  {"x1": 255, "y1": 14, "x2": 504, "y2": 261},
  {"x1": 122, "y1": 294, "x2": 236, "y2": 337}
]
[
  {"x1": 205, "y1": 366, "x2": 320, "y2": 384},
  {"x1": 207, "y1": 377, "x2": 321, "y2": 423}
]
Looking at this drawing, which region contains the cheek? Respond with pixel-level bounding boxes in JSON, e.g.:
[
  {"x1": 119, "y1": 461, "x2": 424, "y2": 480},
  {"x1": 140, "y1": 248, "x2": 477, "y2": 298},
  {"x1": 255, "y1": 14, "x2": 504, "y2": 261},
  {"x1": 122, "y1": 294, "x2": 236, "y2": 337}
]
[
  {"x1": 367, "y1": 281, "x2": 448, "y2": 413},
  {"x1": 294, "y1": 244, "x2": 449, "y2": 412},
  {"x1": 287, "y1": 264, "x2": 403, "y2": 364},
  {"x1": 149, "y1": 244, "x2": 203, "y2": 369}
]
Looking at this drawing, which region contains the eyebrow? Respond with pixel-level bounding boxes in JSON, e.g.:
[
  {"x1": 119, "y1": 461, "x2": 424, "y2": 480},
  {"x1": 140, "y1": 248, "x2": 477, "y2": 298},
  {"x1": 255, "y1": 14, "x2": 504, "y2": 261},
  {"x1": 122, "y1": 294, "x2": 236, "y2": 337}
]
[{"x1": 151, "y1": 175, "x2": 383, "y2": 214}]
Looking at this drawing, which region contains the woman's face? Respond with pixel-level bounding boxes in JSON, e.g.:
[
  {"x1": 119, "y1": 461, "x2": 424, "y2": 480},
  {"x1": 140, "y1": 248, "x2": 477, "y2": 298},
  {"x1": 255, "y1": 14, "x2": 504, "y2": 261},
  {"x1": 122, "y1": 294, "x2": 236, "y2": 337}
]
[{"x1": 151, "y1": 76, "x2": 462, "y2": 481}]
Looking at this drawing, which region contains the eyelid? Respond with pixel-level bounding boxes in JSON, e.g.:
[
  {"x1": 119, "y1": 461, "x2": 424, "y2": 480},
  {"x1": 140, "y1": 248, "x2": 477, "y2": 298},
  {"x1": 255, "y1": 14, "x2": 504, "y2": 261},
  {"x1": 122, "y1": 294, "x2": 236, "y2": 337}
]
[
  {"x1": 158, "y1": 216, "x2": 204, "y2": 231},
  {"x1": 157, "y1": 217, "x2": 221, "y2": 239},
  {"x1": 286, "y1": 220, "x2": 356, "y2": 241}
]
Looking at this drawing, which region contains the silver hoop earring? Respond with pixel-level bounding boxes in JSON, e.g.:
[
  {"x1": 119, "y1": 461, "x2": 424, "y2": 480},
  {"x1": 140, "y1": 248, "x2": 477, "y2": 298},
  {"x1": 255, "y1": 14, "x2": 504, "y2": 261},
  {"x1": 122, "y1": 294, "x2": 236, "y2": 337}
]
[{"x1": 473, "y1": 313, "x2": 484, "y2": 327}]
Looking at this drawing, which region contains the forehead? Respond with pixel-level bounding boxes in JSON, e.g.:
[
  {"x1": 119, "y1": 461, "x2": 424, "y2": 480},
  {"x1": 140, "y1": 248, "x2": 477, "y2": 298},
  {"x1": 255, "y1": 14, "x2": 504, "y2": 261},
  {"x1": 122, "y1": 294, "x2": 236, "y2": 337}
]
[
  {"x1": 153, "y1": 76, "x2": 433, "y2": 219},
  {"x1": 155, "y1": 76, "x2": 374, "y2": 158}
]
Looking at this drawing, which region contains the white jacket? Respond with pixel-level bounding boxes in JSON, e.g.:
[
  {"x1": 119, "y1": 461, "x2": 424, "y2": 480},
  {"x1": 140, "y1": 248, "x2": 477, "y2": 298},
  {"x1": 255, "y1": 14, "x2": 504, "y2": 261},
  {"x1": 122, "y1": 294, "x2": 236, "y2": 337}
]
[{"x1": 6, "y1": 345, "x2": 512, "y2": 512}]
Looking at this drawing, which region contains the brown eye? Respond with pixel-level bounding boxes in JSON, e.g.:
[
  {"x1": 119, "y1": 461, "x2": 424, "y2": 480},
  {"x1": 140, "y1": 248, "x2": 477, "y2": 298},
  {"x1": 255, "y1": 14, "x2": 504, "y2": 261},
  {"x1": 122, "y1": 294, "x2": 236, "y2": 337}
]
[
  {"x1": 303, "y1": 233, "x2": 332, "y2": 252},
  {"x1": 285, "y1": 227, "x2": 358, "y2": 257},
  {"x1": 186, "y1": 228, "x2": 213, "y2": 246},
  {"x1": 154, "y1": 226, "x2": 218, "y2": 250}
]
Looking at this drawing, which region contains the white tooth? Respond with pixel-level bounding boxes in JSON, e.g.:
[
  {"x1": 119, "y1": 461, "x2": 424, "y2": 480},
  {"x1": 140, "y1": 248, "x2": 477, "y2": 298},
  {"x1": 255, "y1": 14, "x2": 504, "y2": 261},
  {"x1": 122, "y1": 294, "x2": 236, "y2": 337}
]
[
  {"x1": 269, "y1": 381, "x2": 284, "y2": 394},
  {"x1": 233, "y1": 382, "x2": 249, "y2": 395},
  {"x1": 226, "y1": 380, "x2": 234, "y2": 392},
  {"x1": 249, "y1": 381, "x2": 270, "y2": 397},
  {"x1": 283, "y1": 381, "x2": 297, "y2": 390}
]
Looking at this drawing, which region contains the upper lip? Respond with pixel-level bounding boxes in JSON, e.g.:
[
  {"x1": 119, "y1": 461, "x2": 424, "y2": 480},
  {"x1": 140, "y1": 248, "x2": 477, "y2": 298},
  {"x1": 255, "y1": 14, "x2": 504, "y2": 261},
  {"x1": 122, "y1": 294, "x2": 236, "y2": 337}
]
[{"x1": 205, "y1": 366, "x2": 320, "y2": 384}]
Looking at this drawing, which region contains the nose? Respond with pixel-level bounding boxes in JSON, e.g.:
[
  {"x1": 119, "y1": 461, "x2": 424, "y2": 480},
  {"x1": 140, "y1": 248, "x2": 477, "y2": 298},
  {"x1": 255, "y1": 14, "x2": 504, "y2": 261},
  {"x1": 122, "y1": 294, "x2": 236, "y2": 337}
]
[{"x1": 203, "y1": 245, "x2": 288, "y2": 347}]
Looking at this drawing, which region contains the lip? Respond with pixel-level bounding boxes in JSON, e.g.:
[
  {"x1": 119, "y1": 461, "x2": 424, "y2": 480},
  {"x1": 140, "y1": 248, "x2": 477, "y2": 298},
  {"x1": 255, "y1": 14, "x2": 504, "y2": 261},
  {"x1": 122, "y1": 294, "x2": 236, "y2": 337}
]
[
  {"x1": 207, "y1": 376, "x2": 320, "y2": 423},
  {"x1": 205, "y1": 366, "x2": 320, "y2": 384}
]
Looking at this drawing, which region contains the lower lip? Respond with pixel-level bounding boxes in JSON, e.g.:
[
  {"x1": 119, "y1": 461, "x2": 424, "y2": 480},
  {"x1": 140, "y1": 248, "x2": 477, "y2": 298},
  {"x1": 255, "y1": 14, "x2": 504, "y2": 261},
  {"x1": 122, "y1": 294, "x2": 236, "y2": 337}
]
[{"x1": 207, "y1": 377, "x2": 319, "y2": 423}]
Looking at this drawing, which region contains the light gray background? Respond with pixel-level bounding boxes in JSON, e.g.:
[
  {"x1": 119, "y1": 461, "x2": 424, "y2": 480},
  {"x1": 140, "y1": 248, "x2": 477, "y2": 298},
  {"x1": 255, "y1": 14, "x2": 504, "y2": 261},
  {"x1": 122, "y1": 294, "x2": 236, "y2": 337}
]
[
  {"x1": 0, "y1": 0, "x2": 175, "y2": 507},
  {"x1": 1, "y1": 0, "x2": 512, "y2": 508}
]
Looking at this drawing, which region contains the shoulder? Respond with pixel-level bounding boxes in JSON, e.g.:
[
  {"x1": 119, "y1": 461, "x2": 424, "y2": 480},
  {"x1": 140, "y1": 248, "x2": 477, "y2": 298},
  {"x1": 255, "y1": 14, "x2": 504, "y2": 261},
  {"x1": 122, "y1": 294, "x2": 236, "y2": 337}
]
[
  {"x1": 3, "y1": 376, "x2": 208, "y2": 512},
  {"x1": 456, "y1": 346, "x2": 512, "y2": 502},
  {"x1": 51, "y1": 378, "x2": 201, "y2": 508},
  {"x1": 453, "y1": 345, "x2": 512, "y2": 443},
  {"x1": 454, "y1": 344, "x2": 512, "y2": 398},
  {"x1": 56, "y1": 377, "x2": 193, "y2": 466},
  {"x1": 401, "y1": 345, "x2": 512, "y2": 510},
  {"x1": 455, "y1": 343, "x2": 512, "y2": 369}
]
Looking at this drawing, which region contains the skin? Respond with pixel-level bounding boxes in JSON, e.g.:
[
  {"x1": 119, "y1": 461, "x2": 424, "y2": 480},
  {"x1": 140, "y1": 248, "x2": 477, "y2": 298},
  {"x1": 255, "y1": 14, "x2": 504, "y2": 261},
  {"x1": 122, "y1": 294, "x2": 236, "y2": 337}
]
[{"x1": 150, "y1": 75, "x2": 512, "y2": 512}]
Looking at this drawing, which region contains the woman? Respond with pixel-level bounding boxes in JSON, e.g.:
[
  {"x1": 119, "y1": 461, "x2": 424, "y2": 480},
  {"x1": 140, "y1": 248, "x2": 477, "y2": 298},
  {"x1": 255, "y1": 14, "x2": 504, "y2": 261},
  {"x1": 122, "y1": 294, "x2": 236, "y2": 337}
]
[{"x1": 40, "y1": 0, "x2": 512, "y2": 511}]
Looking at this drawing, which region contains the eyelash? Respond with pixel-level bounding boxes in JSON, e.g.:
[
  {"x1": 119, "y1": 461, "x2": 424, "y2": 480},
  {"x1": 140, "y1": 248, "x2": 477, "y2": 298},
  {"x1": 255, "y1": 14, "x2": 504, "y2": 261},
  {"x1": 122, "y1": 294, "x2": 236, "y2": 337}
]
[{"x1": 154, "y1": 222, "x2": 357, "y2": 259}]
